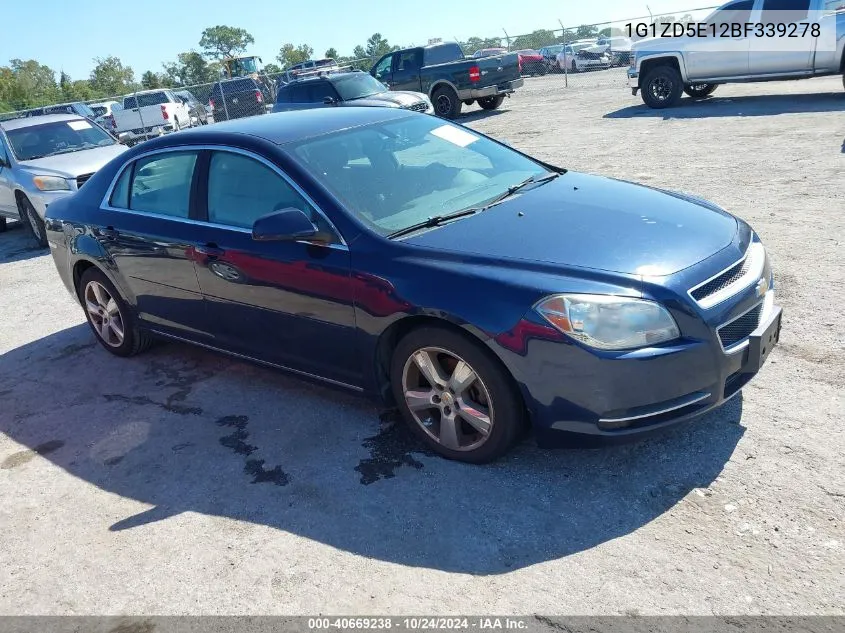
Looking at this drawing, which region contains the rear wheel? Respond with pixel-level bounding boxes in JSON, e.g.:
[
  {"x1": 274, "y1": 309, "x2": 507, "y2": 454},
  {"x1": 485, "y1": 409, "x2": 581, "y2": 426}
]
[
  {"x1": 463, "y1": 99, "x2": 476, "y2": 106},
  {"x1": 17, "y1": 195, "x2": 47, "y2": 248},
  {"x1": 431, "y1": 85, "x2": 462, "y2": 119},
  {"x1": 391, "y1": 326, "x2": 524, "y2": 463},
  {"x1": 78, "y1": 267, "x2": 152, "y2": 357},
  {"x1": 478, "y1": 95, "x2": 505, "y2": 111},
  {"x1": 571, "y1": 60, "x2": 578, "y2": 73},
  {"x1": 641, "y1": 65, "x2": 683, "y2": 109},
  {"x1": 684, "y1": 83, "x2": 718, "y2": 99}
]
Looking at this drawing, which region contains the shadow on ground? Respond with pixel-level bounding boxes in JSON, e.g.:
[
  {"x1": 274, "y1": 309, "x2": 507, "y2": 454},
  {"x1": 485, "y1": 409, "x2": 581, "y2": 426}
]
[
  {"x1": 605, "y1": 91, "x2": 845, "y2": 120},
  {"x1": 0, "y1": 324, "x2": 745, "y2": 575},
  {"x1": 0, "y1": 221, "x2": 48, "y2": 264}
]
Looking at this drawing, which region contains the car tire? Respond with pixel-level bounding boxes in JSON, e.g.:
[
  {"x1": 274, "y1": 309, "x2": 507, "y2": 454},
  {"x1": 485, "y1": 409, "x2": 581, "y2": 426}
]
[
  {"x1": 641, "y1": 65, "x2": 684, "y2": 109},
  {"x1": 478, "y1": 95, "x2": 505, "y2": 111},
  {"x1": 78, "y1": 267, "x2": 153, "y2": 357},
  {"x1": 431, "y1": 85, "x2": 462, "y2": 119},
  {"x1": 571, "y1": 60, "x2": 578, "y2": 73},
  {"x1": 463, "y1": 99, "x2": 476, "y2": 106},
  {"x1": 0, "y1": 217, "x2": 6, "y2": 232},
  {"x1": 684, "y1": 83, "x2": 718, "y2": 99},
  {"x1": 538, "y1": 64, "x2": 548, "y2": 76},
  {"x1": 390, "y1": 326, "x2": 524, "y2": 463},
  {"x1": 17, "y1": 195, "x2": 47, "y2": 248}
]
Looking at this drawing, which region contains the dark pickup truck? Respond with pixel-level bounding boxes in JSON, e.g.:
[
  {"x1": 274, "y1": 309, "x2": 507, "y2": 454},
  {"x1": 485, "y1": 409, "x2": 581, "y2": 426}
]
[{"x1": 370, "y1": 42, "x2": 523, "y2": 119}]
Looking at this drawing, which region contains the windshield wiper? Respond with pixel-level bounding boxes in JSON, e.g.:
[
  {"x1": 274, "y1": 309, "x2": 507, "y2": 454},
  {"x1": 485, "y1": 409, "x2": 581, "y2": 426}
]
[
  {"x1": 464, "y1": 171, "x2": 562, "y2": 213},
  {"x1": 387, "y1": 208, "x2": 478, "y2": 239}
]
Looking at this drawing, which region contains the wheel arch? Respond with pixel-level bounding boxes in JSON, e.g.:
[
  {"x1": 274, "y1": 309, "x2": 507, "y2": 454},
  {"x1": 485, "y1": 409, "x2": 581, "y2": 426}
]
[
  {"x1": 639, "y1": 54, "x2": 686, "y2": 81},
  {"x1": 428, "y1": 80, "x2": 460, "y2": 100},
  {"x1": 372, "y1": 314, "x2": 525, "y2": 417}
]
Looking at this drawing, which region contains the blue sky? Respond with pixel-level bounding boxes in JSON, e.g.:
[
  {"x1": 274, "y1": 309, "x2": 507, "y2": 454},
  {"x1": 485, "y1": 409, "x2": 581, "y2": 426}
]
[{"x1": 1, "y1": 0, "x2": 710, "y2": 79}]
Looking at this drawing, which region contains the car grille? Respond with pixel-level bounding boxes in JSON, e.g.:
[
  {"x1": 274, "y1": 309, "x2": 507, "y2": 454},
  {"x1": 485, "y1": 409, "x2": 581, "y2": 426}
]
[
  {"x1": 76, "y1": 173, "x2": 94, "y2": 189},
  {"x1": 405, "y1": 101, "x2": 429, "y2": 112},
  {"x1": 718, "y1": 303, "x2": 762, "y2": 350},
  {"x1": 689, "y1": 241, "x2": 766, "y2": 309}
]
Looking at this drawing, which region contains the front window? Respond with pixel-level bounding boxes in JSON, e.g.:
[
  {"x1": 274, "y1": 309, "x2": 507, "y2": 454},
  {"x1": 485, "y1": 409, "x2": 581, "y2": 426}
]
[
  {"x1": 6, "y1": 119, "x2": 117, "y2": 161},
  {"x1": 126, "y1": 152, "x2": 197, "y2": 217},
  {"x1": 288, "y1": 116, "x2": 550, "y2": 237},
  {"x1": 332, "y1": 74, "x2": 386, "y2": 100},
  {"x1": 373, "y1": 55, "x2": 392, "y2": 80}
]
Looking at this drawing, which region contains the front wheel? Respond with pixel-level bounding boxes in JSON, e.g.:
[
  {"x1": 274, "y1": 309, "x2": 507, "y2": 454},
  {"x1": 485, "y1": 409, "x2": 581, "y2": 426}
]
[
  {"x1": 391, "y1": 327, "x2": 524, "y2": 463},
  {"x1": 684, "y1": 83, "x2": 718, "y2": 99},
  {"x1": 641, "y1": 65, "x2": 684, "y2": 109},
  {"x1": 478, "y1": 95, "x2": 505, "y2": 111},
  {"x1": 431, "y1": 85, "x2": 462, "y2": 119},
  {"x1": 17, "y1": 195, "x2": 47, "y2": 248},
  {"x1": 78, "y1": 267, "x2": 153, "y2": 357},
  {"x1": 463, "y1": 99, "x2": 475, "y2": 106}
]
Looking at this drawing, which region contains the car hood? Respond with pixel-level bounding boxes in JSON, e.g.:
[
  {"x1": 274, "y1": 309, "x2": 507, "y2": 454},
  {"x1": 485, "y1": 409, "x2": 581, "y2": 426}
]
[
  {"x1": 18, "y1": 144, "x2": 128, "y2": 177},
  {"x1": 347, "y1": 91, "x2": 427, "y2": 108},
  {"x1": 405, "y1": 172, "x2": 738, "y2": 277}
]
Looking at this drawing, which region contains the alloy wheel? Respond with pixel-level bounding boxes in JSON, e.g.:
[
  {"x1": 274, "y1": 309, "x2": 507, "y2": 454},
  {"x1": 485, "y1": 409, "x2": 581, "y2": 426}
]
[
  {"x1": 401, "y1": 347, "x2": 494, "y2": 452},
  {"x1": 84, "y1": 281, "x2": 125, "y2": 348},
  {"x1": 26, "y1": 205, "x2": 43, "y2": 241},
  {"x1": 650, "y1": 76, "x2": 674, "y2": 102},
  {"x1": 435, "y1": 94, "x2": 452, "y2": 116}
]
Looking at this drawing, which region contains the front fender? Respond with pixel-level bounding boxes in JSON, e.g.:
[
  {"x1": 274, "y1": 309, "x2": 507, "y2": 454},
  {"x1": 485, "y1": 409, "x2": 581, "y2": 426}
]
[{"x1": 635, "y1": 52, "x2": 689, "y2": 82}]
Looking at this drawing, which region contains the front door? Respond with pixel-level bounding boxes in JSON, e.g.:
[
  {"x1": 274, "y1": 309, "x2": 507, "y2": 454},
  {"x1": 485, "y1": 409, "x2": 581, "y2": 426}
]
[
  {"x1": 190, "y1": 149, "x2": 360, "y2": 386},
  {"x1": 390, "y1": 50, "x2": 423, "y2": 91},
  {"x1": 96, "y1": 149, "x2": 210, "y2": 338},
  {"x1": 686, "y1": 0, "x2": 755, "y2": 80},
  {"x1": 748, "y1": 0, "x2": 815, "y2": 75},
  {"x1": 0, "y1": 135, "x2": 16, "y2": 217},
  {"x1": 371, "y1": 54, "x2": 395, "y2": 86}
]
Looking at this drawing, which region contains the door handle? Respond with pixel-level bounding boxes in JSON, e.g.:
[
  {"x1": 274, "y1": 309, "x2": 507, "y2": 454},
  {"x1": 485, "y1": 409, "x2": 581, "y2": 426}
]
[
  {"x1": 98, "y1": 226, "x2": 119, "y2": 240},
  {"x1": 195, "y1": 243, "x2": 225, "y2": 259}
]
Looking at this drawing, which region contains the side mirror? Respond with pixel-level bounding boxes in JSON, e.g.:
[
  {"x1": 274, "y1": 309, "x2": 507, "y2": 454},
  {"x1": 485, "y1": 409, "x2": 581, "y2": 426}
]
[
  {"x1": 323, "y1": 96, "x2": 337, "y2": 105},
  {"x1": 252, "y1": 207, "x2": 331, "y2": 244}
]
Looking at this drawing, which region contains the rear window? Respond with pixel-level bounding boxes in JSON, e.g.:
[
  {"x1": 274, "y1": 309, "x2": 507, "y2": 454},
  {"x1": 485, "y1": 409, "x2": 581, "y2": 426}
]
[
  {"x1": 422, "y1": 44, "x2": 464, "y2": 66},
  {"x1": 278, "y1": 81, "x2": 338, "y2": 103},
  {"x1": 124, "y1": 92, "x2": 169, "y2": 109},
  {"x1": 215, "y1": 79, "x2": 258, "y2": 95}
]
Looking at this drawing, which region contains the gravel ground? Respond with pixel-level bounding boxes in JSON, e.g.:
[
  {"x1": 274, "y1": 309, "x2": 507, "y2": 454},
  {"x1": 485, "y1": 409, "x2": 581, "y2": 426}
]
[{"x1": 0, "y1": 70, "x2": 843, "y2": 616}]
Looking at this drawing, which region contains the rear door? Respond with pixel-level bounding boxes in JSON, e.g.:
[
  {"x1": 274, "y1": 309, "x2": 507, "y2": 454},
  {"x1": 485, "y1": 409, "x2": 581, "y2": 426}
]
[
  {"x1": 97, "y1": 149, "x2": 211, "y2": 339},
  {"x1": 190, "y1": 149, "x2": 360, "y2": 385},
  {"x1": 748, "y1": 0, "x2": 815, "y2": 74}
]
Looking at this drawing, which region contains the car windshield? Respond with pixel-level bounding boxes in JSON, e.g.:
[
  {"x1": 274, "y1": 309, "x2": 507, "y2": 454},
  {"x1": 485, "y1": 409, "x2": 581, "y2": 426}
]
[
  {"x1": 6, "y1": 119, "x2": 117, "y2": 161},
  {"x1": 91, "y1": 106, "x2": 107, "y2": 117},
  {"x1": 572, "y1": 43, "x2": 593, "y2": 52},
  {"x1": 288, "y1": 115, "x2": 551, "y2": 237},
  {"x1": 332, "y1": 74, "x2": 386, "y2": 100}
]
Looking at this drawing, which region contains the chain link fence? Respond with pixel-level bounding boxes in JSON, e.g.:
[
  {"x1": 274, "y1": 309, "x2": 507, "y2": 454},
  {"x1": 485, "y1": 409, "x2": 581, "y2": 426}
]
[{"x1": 0, "y1": 5, "x2": 721, "y2": 134}]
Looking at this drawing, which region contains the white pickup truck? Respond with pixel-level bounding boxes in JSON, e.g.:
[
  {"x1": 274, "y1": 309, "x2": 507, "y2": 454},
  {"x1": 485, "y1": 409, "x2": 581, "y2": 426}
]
[
  {"x1": 111, "y1": 89, "x2": 193, "y2": 145},
  {"x1": 628, "y1": 0, "x2": 845, "y2": 108}
]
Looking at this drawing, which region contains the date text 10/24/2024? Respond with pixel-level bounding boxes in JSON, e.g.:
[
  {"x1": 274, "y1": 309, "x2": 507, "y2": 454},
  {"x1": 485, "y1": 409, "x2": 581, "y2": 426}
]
[
  {"x1": 308, "y1": 618, "x2": 529, "y2": 630},
  {"x1": 625, "y1": 21, "x2": 822, "y2": 39}
]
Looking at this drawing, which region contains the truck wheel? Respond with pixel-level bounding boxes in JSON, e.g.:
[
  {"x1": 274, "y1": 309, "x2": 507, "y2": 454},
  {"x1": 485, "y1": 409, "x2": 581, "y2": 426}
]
[
  {"x1": 571, "y1": 60, "x2": 578, "y2": 73},
  {"x1": 641, "y1": 65, "x2": 683, "y2": 109},
  {"x1": 478, "y1": 96, "x2": 505, "y2": 111},
  {"x1": 432, "y1": 86, "x2": 462, "y2": 119},
  {"x1": 463, "y1": 99, "x2": 475, "y2": 106},
  {"x1": 684, "y1": 83, "x2": 718, "y2": 99}
]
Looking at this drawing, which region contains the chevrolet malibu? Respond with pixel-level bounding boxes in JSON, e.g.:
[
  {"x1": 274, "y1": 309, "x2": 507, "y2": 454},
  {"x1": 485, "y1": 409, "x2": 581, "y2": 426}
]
[{"x1": 44, "y1": 108, "x2": 781, "y2": 463}]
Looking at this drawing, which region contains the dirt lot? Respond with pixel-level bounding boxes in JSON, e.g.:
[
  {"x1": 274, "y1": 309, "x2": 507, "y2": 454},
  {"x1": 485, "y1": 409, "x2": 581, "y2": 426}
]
[{"x1": 0, "y1": 71, "x2": 843, "y2": 616}]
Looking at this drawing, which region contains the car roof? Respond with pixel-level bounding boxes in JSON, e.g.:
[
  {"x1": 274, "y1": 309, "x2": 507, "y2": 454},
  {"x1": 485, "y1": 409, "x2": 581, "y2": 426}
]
[
  {"x1": 0, "y1": 113, "x2": 84, "y2": 131},
  {"x1": 282, "y1": 71, "x2": 365, "y2": 86},
  {"x1": 156, "y1": 107, "x2": 414, "y2": 146}
]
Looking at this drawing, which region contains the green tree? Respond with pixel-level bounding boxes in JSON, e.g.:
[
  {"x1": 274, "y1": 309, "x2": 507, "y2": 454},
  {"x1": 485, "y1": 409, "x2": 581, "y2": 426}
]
[
  {"x1": 365, "y1": 33, "x2": 395, "y2": 59},
  {"x1": 574, "y1": 24, "x2": 599, "y2": 39},
  {"x1": 200, "y1": 25, "x2": 255, "y2": 60},
  {"x1": 141, "y1": 71, "x2": 163, "y2": 89},
  {"x1": 464, "y1": 37, "x2": 504, "y2": 54},
  {"x1": 262, "y1": 62, "x2": 282, "y2": 75},
  {"x1": 90, "y1": 56, "x2": 135, "y2": 96},
  {"x1": 162, "y1": 51, "x2": 220, "y2": 86},
  {"x1": 6, "y1": 59, "x2": 59, "y2": 109},
  {"x1": 511, "y1": 29, "x2": 557, "y2": 50},
  {"x1": 324, "y1": 48, "x2": 339, "y2": 60},
  {"x1": 277, "y1": 43, "x2": 314, "y2": 68}
]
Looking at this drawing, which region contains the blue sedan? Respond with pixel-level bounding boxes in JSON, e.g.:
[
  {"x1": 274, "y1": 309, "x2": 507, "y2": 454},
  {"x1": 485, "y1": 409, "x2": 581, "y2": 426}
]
[{"x1": 44, "y1": 108, "x2": 782, "y2": 463}]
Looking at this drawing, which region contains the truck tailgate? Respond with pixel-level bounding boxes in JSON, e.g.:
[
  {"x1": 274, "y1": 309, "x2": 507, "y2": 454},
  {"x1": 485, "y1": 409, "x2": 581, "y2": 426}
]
[
  {"x1": 114, "y1": 106, "x2": 166, "y2": 132},
  {"x1": 475, "y1": 52, "x2": 521, "y2": 85}
]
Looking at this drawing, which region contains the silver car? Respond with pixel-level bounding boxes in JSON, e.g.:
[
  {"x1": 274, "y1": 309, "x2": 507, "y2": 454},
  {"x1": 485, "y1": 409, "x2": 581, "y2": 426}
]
[{"x1": 0, "y1": 114, "x2": 128, "y2": 246}]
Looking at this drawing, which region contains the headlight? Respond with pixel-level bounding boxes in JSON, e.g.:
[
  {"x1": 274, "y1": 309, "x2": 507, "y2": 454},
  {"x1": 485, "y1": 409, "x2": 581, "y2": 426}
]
[
  {"x1": 32, "y1": 175, "x2": 71, "y2": 191},
  {"x1": 535, "y1": 294, "x2": 680, "y2": 351}
]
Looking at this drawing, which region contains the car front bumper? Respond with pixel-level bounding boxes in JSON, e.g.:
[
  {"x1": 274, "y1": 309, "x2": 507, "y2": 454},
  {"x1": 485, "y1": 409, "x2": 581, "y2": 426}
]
[
  {"x1": 491, "y1": 289, "x2": 782, "y2": 447},
  {"x1": 628, "y1": 68, "x2": 640, "y2": 92},
  {"x1": 459, "y1": 78, "x2": 524, "y2": 100}
]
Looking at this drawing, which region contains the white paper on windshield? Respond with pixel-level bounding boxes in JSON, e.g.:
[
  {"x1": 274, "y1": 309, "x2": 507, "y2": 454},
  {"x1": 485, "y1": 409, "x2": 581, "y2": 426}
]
[
  {"x1": 431, "y1": 124, "x2": 479, "y2": 148},
  {"x1": 68, "y1": 120, "x2": 92, "y2": 131}
]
